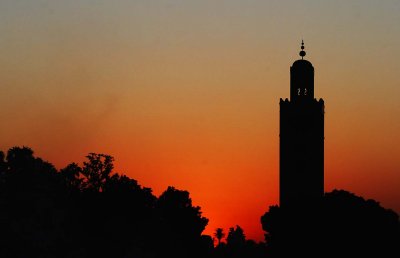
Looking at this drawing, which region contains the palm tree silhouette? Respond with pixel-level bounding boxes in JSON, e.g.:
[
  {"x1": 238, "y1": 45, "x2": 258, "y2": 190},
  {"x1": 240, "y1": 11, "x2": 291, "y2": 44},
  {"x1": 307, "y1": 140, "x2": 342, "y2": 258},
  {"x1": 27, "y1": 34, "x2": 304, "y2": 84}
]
[{"x1": 214, "y1": 228, "x2": 225, "y2": 246}]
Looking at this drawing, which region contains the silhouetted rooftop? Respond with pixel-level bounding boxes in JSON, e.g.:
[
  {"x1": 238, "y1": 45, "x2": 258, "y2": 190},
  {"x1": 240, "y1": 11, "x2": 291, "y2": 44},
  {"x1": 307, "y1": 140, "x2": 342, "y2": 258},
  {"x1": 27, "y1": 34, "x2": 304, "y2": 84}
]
[{"x1": 292, "y1": 59, "x2": 313, "y2": 67}]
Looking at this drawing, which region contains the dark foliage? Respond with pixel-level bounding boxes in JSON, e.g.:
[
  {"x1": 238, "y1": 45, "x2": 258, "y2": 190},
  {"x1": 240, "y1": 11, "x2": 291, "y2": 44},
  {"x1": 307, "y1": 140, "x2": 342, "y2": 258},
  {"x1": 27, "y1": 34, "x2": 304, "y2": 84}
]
[
  {"x1": 261, "y1": 189, "x2": 400, "y2": 257},
  {"x1": 213, "y1": 228, "x2": 225, "y2": 246},
  {"x1": 0, "y1": 146, "x2": 397, "y2": 257},
  {"x1": 156, "y1": 186, "x2": 209, "y2": 258},
  {"x1": 213, "y1": 225, "x2": 266, "y2": 258},
  {"x1": 0, "y1": 147, "x2": 209, "y2": 258}
]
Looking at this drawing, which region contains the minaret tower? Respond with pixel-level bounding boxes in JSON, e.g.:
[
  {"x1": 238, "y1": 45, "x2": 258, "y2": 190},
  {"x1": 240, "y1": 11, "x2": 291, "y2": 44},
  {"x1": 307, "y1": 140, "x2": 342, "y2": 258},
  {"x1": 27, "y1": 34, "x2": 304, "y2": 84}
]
[{"x1": 279, "y1": 41, "x2": 324, "y2": 210}]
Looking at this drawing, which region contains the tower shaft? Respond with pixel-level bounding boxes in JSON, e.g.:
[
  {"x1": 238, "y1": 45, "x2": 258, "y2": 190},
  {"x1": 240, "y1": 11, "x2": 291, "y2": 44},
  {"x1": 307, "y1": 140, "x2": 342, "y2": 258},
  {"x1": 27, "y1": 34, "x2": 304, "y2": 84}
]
[{"x1": 279, "y1": 42, "x2": 324, "y2": 210}]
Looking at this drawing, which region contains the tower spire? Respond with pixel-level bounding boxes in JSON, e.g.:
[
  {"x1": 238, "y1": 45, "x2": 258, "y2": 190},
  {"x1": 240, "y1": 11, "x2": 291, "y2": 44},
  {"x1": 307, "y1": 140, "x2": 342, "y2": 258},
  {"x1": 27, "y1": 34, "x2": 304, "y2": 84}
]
[{"x1": 299, "y1": 40, "x2": 306, "y2": 59}]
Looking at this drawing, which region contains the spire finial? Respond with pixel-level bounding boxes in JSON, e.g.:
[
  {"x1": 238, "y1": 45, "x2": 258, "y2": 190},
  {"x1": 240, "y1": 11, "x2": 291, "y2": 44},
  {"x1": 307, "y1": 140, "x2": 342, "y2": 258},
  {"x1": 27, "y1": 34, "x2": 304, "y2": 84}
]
[{"x1": 299, "y1": 40, "x2": 306, "y2": 59}]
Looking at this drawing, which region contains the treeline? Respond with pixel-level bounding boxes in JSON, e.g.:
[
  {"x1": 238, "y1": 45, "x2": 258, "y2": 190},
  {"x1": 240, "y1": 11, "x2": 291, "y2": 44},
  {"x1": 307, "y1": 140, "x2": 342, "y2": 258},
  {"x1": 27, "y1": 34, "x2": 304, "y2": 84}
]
[
  {"x1": 0, "y1": 147, "x2": 264, "y2": 258},
  {"x1": 261, "y1": 190, "x2": 400, "y2": 256},
  {"x1": 0, "y1": 147, "x2": 399, "y2": 257}
]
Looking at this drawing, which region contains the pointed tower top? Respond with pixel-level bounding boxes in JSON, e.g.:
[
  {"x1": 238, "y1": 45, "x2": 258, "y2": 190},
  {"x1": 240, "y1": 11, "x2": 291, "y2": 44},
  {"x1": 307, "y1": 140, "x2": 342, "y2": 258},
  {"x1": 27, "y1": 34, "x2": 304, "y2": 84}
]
[{"x1": 299, "y1": 40, "x2": 306, "y2": 59}]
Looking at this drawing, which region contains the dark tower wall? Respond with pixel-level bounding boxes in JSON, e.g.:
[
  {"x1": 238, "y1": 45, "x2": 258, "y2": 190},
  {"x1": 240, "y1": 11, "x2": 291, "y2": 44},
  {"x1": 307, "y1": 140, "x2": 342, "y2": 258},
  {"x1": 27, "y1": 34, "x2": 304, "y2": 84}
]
[
  {"x1": 290, "y1": 60, "x2": 314, "y2": 101},
  {"x1": 280, "y1": 59, "x2": 324, "y2": 210}
]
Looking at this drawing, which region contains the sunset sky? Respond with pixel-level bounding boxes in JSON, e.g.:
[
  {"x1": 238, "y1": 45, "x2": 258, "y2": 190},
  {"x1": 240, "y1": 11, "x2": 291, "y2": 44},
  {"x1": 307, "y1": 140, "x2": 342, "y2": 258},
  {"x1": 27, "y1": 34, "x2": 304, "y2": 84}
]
[{"x1": 1, "y1": 1, "x2": 399, "y2": 241}]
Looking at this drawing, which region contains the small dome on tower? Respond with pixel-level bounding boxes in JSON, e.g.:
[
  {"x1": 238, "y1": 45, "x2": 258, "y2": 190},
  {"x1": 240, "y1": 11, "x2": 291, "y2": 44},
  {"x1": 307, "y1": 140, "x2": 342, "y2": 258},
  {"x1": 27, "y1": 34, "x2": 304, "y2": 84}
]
[{"x1": 292, "y1": 59, "x2": 313, "y2": 67}]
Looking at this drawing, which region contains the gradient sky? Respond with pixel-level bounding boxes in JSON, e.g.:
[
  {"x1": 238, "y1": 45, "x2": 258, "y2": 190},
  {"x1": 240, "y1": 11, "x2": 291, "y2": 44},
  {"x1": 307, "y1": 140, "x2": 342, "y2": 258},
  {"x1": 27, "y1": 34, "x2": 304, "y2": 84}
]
[{"x1": 1, "y1": 0, "x2": 399, "y2": 242}]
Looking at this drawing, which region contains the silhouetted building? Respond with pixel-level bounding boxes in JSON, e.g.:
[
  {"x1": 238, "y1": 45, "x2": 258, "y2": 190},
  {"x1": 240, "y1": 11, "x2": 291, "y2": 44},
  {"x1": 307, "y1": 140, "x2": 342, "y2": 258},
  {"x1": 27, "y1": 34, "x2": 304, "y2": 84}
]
[{"x1": 279, "y1": 41, "x2": 324, "y2": 210}]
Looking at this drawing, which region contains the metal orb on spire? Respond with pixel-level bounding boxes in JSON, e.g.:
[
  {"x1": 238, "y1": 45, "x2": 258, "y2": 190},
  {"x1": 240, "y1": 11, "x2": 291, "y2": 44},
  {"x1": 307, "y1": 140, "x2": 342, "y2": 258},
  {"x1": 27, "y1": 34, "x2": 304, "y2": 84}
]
[{"x1": 299, "y1": 40, "x2": 306, "y2": 59}]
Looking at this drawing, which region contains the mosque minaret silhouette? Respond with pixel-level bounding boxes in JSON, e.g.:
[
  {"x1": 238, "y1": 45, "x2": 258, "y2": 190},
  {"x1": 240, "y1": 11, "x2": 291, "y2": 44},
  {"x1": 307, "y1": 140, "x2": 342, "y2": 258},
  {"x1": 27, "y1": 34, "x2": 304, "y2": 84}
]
[{"x1": 279, "y1": 41, "x2": 324, "y2": 210}]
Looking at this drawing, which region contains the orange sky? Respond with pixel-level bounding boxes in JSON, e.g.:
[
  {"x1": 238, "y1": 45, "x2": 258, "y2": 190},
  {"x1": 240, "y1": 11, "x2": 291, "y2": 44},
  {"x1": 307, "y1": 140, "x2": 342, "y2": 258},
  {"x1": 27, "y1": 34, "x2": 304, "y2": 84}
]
[{"x1": 1, "y1": 1, "x2": 400, "y2": 242}]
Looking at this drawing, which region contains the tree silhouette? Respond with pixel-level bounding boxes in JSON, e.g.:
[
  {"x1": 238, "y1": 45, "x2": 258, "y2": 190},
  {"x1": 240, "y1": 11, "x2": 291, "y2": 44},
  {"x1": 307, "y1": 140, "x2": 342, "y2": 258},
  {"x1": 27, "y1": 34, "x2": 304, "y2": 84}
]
[
  {"x1": 261, "y1": 189, "x2": 400, "y2": 257},
  {"x1": 214, "y1": 228, "x2": 225, "y2": 246},
  {"x1": 81, "y1": 153, "x2": 114, "y2": 192},
  {"x1": 156, "y1": 186, "x2": 209, "y2": 258},
  {"x1": 1, "y1": 147, "x2": 212, "y2": 257},
  {"x1": 214, "y1": 225, "x2": 266, "y2": 258},
  {"x1": 323, "y1": 190, "x2": 400, "y2": 256},
  {"x1": 0, "y1": 147, "x2": 67, "y2": 257},
  {"x1": 227, "y1": 225, "x2": 246, "y2": 248},
  {"x1": 2, "y1": 146, "x2": 397, "y2": 258},
  {"x1": 260, "y1": 205, "x2": 281, "y2": 249},
  {"x1": 59, "y1": 162, "x2": 83, "y2": 191},
  {"x1": 60, "y1": 152, "x2": 158, "y2": 257}
]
